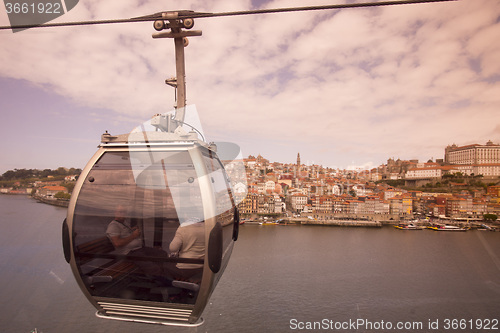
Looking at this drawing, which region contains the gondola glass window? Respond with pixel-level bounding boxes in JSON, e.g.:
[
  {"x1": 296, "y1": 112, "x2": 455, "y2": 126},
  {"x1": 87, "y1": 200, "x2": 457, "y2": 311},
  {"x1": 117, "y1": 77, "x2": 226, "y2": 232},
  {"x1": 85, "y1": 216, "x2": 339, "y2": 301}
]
[
  {"x1": 72, "y1": 149, "x2": 204, "y2": 304},
  {"x1": 203, "y1": 150, "x2": 236, "y2": 252}
]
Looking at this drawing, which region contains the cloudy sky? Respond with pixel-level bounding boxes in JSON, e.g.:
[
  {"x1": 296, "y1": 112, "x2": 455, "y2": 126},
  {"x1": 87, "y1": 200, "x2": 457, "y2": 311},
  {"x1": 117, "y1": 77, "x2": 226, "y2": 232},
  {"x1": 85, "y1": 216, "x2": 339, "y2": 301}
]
[{"x1": 0, "y1": 0, "x2": 499, "y2": 174}]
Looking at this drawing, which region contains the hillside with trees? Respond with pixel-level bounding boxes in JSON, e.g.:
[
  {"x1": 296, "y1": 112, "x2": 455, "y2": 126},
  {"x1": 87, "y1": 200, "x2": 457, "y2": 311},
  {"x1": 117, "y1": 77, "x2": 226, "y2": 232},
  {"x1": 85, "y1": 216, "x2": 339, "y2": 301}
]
[{"x1": 0, "y1": 167, "x2": 81, "y2": 186}]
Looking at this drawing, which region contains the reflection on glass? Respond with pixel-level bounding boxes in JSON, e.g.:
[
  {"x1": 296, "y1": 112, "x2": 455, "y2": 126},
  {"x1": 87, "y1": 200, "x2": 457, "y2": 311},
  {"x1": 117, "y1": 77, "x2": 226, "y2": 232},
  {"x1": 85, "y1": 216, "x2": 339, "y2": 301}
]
[{"x1": 213, "y1": 142, "x2": 248, "y2": 206}]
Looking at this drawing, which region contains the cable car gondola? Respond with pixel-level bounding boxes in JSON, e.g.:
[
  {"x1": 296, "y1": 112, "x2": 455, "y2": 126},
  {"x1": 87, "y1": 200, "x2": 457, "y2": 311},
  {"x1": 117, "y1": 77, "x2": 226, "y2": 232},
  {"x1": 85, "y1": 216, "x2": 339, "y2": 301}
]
[
  {"x1": 62, "y1": 105, "x2": 246, "y2": 326},
  {"x1": 60, "y1": 15, "x2": 248, "y2": 326}
]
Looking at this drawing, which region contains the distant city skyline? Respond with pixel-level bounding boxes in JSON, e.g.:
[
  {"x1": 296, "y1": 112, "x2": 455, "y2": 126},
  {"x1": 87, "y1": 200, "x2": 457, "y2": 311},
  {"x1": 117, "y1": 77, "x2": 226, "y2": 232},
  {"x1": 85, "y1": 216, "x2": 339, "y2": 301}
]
[
  {"x1": 1, "y1": 137, "x2": 499, "y2": 175},
  {"x1": 1, "y1": 0, "x2": 499, "y2": 174}
]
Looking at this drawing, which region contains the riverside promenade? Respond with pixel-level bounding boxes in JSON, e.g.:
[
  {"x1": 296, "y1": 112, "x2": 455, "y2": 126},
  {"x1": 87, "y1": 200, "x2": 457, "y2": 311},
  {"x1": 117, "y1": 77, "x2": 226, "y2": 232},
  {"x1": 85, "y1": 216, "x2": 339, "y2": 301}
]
[
  {"x1": 297, "y1": 219, "x2": 382, "y2": 227},
  {"x1": 242, "y1": 218, "x2": 384, "y2": 227}
]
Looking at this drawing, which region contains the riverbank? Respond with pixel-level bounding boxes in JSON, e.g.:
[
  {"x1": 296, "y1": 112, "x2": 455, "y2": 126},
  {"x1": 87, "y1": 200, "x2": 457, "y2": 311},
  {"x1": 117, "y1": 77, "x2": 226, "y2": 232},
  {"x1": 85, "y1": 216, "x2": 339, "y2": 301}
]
[
  {"x1": 0, "y1": 192, "x2": 69, "y2": 208},
  {"x1": 244, "y1": 219, "x2": 383, "y2": 227},
  {"x1": 300, "y1": 219, "x2": 382, "y2": 227},
  {"x1": 32, "y1": 195, "x2": 69, "y2": 208}
]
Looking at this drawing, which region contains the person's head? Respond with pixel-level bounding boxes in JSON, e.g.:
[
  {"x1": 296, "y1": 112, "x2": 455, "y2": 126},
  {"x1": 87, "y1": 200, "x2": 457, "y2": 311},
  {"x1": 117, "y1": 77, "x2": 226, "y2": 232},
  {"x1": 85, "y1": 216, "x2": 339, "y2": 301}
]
[{"x1": 114, "y1": 205, "x2": 126, "y2": 222}]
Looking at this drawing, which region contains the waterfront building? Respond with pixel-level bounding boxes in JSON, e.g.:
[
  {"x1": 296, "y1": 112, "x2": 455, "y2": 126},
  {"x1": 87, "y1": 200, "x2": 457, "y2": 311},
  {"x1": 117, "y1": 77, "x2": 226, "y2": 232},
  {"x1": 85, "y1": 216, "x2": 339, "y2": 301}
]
[
  {"x1": 257, "y1": 194, "x2": 278, "y2": 214},
  {"x1": 387, "y1": 195, "x2": 413, "y2": 216},
  {"x1": 402, "y1": 196, "x2": 413, "y2": 215},
  {"x1": 389, "y1": 197, "x2": 403, "y2": 215},
  {"x1": 445, "y1": 196, "x2": 473, "y2": 218},
  {"x1": 38, "y1": 185, "x2": 68, "y2": 198},
  {"x1": 375, "y1": 198, "x2": 390, "y2": 215},
  {"x1": 416, "y1": 195, "x2": 435, "y2": 215},
  {"x1": 431, "y1": 203, "x2": 446, "y2": 217},
  {"x1": 239, "y1": 193, "x2": 258, "y2": 215},
  {"x1": 290, "y1": 193, "x2": 307, "y2": 212},
  {"x1": 311, "y1": 195, "x2": 333, "y2": 214},
  {"x1": 346, "y1": 200, "x2": 364, "y2": 215},
  {"x1": 273, "y1": 195, "x2": 285, "y2": 214},
  {"x1": 486, "y1": 201, "x2": 500, "y2": 216},
  {"x1": 332, "y1": 197, "x2": 348, "y2": 214},
  {"x1": 472, "y1": 199, "x2": 487, "y2": 217}
]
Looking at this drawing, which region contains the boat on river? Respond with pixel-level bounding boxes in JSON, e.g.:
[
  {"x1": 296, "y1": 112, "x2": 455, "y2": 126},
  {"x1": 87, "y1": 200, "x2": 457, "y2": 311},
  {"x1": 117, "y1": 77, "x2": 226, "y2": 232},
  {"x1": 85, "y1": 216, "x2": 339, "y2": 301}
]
[
  {"x1": 394, "y1": 223, "x2": 423, "y2": 230},
  {"x1": 429, "y1": 224, "x2": 468, "y2": 231},
  {"x1": 260, "y1": 221, "x2": 279, "y2": 225}
]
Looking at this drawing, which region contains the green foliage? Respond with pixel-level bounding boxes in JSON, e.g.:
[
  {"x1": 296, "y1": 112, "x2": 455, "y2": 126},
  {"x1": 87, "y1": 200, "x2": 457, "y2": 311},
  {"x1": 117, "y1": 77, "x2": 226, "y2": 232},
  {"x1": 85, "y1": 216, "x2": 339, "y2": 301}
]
[
  {"x1": 0, "y1": 168, "x2": 81, "y2": 181},
  {"x1": 54, "y1": 192, "x2": 71, "y2": 200},
  {"x1": 62, "y1": 182, "x2": 76, "y2": 193},
  {"x1": 483, "y1": 213, "x2": 498, "y2": 221}
]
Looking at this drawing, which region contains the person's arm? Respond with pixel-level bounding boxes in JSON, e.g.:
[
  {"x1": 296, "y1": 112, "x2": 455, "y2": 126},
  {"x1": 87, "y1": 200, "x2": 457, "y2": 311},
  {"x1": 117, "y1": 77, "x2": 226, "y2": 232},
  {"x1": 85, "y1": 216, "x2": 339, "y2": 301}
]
[
  {"x1": 169, "y1": 230, "x2": 183, "y2": 256},
  {"x1": 109, "y1": 227, "x2": 140, "y2": 248}
]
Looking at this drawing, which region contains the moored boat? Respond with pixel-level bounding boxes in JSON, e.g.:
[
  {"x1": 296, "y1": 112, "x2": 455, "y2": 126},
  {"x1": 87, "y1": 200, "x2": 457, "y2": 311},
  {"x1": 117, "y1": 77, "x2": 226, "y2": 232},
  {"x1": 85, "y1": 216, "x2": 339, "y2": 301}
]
[
  {"x1": 394, "y1": 223, "x2": 423, "y2": 230},
  {"x1": 260, "y1": 221, "x2": 279, "y2": 225},
  {"x1": 431, "y1": 224, "x2": 468, "y2": 231}
]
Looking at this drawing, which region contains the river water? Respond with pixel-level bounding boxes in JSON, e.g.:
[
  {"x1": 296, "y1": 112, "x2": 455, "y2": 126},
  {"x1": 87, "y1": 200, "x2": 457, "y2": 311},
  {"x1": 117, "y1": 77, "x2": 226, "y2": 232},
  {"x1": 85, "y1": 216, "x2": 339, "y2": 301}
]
[{"x1": 1, "y1": 195, "x2": 499, "y2": 332}]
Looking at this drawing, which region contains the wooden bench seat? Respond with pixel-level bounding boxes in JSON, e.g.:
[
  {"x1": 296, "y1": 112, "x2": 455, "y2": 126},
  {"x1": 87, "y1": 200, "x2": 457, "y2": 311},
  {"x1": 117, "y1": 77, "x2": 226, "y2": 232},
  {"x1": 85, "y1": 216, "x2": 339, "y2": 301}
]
[{"x1": 76, "y1": 236, "x2": 138, "y2": 286}]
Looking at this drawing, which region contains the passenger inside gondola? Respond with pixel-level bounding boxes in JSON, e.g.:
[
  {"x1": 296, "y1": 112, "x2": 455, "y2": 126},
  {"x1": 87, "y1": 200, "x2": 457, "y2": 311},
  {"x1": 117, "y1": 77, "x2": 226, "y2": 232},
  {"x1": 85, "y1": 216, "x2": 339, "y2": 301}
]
[
  {"x1": 106, "y1": 205, "x2": 171, "y2": 286},
  {"x1": 167, "y1": 214, "x2": 205, "y2": 282}
]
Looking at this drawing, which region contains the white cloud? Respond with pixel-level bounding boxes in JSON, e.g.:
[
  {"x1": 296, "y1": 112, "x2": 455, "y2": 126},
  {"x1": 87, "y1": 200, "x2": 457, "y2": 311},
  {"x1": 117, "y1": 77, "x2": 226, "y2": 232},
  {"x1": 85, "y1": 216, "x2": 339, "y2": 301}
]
[{"x1": 1, "y1": 0, "x2": 500, "y2": 171}]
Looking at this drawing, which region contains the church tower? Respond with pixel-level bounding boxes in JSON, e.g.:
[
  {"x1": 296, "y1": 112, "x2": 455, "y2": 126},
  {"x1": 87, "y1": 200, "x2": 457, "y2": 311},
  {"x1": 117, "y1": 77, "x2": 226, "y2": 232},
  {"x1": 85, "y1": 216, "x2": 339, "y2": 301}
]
[{"x1": 294, "y1": 153, "x2": 301, "y2": 183}]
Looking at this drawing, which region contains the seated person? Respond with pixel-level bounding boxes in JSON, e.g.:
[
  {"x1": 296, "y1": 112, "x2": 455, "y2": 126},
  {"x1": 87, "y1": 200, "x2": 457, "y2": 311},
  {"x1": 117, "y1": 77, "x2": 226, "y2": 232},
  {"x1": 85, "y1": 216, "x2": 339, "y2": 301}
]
[
  {"x1": 106, "y1": 206, "x2": 142, "y2": 255},
  {"x1": 168, "y1": 216, "x2": 205, "y2": 281},
  {"x1": 106, "y1": 205, "x2": 170, "y2": 285}
]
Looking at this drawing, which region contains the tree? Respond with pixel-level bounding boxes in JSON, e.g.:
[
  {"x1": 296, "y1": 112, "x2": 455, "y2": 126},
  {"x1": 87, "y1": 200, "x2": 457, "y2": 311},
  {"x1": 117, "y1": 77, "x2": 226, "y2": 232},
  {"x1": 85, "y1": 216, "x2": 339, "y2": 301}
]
[
  {"x1": 1, "y1": 170, "x2": 16, "y2": 180},
  {"x1": 63, "y1": 182, "x2": 76, "y2": 193},
  {"x1": 56, "y1": 167, "x2": 68, "y2": 175},
  {"x1": 41, "y1": 169, "x2": 52, "y2": 178},
  {"x1": 483, "y1": 214, "x2": 498, "y2": 221},
  {"x1": 54, "y1": 192, "x2": 71, "y2": 200}
]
